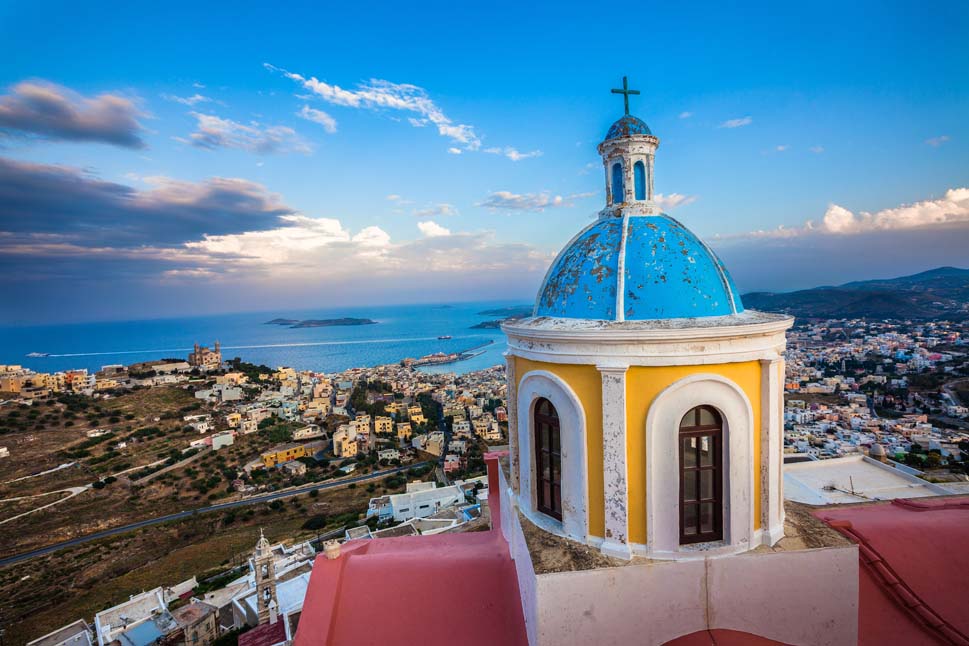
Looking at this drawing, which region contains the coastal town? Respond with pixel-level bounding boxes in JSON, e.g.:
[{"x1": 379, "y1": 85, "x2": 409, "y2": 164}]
[{"x1": 1, "y1": 314, "x2": 968, "y2": 645}]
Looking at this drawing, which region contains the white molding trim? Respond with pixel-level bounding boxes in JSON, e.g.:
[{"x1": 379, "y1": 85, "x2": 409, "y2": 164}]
[
  {"x1": 504, "y1": 318, "x2": 791, "y2": 369},
  {"x1": 517, "y1": 370, "x2": 590, "y2": 543},
  {"x1": 644, "y1": 373, "x2": 756, "y2": 560}
]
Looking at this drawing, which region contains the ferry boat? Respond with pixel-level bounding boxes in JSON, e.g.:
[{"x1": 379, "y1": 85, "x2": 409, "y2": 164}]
[
  {"x1": 437, "y1": 335, "x2": 452, "y2": 340},
  {"x1": 26, "y1": 352, "x2": 50, "y2": 358}
]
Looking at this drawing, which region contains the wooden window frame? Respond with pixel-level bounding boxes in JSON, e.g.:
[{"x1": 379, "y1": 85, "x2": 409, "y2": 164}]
[
  {"x1": 678, "y1": 406, "x2": 723, "y2": 545},
  {"x1": 534, "y1": 397, "x2": 563, "y2": 521}
]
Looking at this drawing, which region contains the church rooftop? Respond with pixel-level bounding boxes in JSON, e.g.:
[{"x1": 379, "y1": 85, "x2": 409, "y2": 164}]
[{"x1": 605, "y1": 114, "x2": 653, "y2": 140}]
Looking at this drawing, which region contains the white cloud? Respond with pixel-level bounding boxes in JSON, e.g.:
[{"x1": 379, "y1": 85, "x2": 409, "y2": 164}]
[
  {"x1": 719, "y1": 188, "x2": 969, "y2": 240},
  {"x1": 484, "y1": 146, "x2": 543, "y2": 161},
  {"x1": 386, "y1": 194, "x2": 402, "y2": 201},
  {"x1": 297, "y1": 105, "x2": 337, "y2": 133},
  {"x1": 719, "y1": 116, "x2": 752, "y2": 129},
  {"x1": 477, "y1": 190, "x2": 596, "y2": 212},
  {"x1": 417, "y1": 220, "x2": 450, "y2": 237},
  {"x1": 775, "y1": 144, "x2": 789, "y2": 152},
  {"x1": 447, "y1": 147, "x2": 462, "y2": 155},
  {"x1": 926, "y1": 135, "x2": 950, "y2": 147},
  {"x1": 266, "y1": 63, "x2": 482, "y2": 151},
  {"x1": 162, "y1": 93, "x2": 213, "y2": 106},
  {"x1": 181, "y1": 112, "x2": 311, "y2": 155},
  {"x1": 678, "y1": 111, "x2": 693, "y2": 119},
  {"x1": 414, "y1": 203, "x2": 459, "y2": 217},
  {"x1": 654, "y1": 193, "x2": 698, "y2": 210},
  {"x1": 352, "y1": 225, "x2": 391, "y2": 248},
  {"x1": 809, "y1": 145, "x2": 825, "y2": 154}
]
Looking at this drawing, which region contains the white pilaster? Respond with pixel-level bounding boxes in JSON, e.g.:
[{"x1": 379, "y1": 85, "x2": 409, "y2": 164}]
[
  {"x1": 759, "y1": 357, "x2": 784, "y2": 544},
  {"x1": 598, "y1": 363, "x2": 631, "y2": 559},
  {"x1": 505, "y1": 352, "x2": 519, "y2": 493}
]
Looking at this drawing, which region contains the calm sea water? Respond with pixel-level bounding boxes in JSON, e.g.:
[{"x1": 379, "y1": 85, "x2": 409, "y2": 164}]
[{"x1": 0, "y1": 301, "x2": 527, "y2": 376}]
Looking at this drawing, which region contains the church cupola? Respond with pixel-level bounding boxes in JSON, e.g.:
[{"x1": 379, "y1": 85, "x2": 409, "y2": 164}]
[{"x1": 599, "y1": 76, "x2": 660, "y2": 216}]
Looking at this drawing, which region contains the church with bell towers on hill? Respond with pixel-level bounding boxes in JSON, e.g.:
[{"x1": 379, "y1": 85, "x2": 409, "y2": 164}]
[{"x1": 283, "y1": 79, "x2": 969, "y2": 646}]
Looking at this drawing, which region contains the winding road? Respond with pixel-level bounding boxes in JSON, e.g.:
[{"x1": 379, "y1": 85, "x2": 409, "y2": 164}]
[{"x1": 0, "y1": 461, "x2": 426, "y2": 569}]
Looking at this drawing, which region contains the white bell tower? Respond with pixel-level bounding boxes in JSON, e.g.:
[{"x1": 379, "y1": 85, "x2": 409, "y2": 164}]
[{"x1": 598, "y1": 76, "x2": 661, "y2": 218}]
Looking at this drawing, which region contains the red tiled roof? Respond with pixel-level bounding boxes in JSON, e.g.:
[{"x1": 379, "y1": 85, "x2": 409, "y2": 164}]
[
  {"x1": 239, "y1": 619, "x2": 287, "y2": 646},
  {"x1": 294, "y1": 530, "x2": 527, "y2": 646},
  {"x1": 663, "y1": 629, "x2": 790, "y2": 646},
  {"x1": 817, "y1": 496, "x2": 969, "y2": 646},
  {"x1": 295, "y1": 451, "x2": 526, "y2": 646}
]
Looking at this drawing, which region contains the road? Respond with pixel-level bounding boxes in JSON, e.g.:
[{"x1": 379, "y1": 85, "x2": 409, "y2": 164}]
[{"x1": 0, "y1": 462, "x2": 426, "y2": 569}]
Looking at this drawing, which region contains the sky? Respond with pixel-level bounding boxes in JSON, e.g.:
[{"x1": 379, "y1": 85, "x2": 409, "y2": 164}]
[{"x1": 0, "y1": 0, "x2": 967, "y2": 324}]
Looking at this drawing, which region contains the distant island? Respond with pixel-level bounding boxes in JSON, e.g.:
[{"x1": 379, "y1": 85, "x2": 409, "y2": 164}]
[
  {"x1": 471, "y1": 305, "x2": 532, "y2": 329},
  {"x1": 265, "y1": 318, "x2": 378, "y2": 328},
  {"x1": 742, "y1": 267, "x2": 969, "y2": 320},
  {"x1": 477, "y1": 306, "x2": 532, "y2": 317}
]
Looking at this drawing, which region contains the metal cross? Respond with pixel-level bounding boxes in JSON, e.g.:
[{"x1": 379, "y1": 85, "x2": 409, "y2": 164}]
[{"x1": 611, "y1": 76, "x2": 640, "y2": 115}]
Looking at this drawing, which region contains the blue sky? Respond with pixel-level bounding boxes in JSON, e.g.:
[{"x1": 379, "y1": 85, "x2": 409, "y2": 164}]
[{"x1": 0, "y1": 0, "x2": 967, "y2": 324}]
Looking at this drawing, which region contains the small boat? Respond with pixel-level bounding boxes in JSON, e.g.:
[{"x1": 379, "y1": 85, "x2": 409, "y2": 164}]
[
  {"x1": 26, "y1": 352, "x2": 50, "y2": 358},
  {"x1": 437, "y1": 335, "x2": 452, "y2": 340}
]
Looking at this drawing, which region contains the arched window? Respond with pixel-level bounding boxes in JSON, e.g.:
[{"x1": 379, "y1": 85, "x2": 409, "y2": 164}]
[
  {"x1": 534, "y1": 397, "x2": 562, "y2": 520},
  {"x1": 679, "y1": 406, "x2": 723, "y2": 544},
  {"x1": 611, "y1": 162, "x2": 624, "y2": 204},
  {"x1": 634, "y1": 160, "x2": 646, "y2": 200}
]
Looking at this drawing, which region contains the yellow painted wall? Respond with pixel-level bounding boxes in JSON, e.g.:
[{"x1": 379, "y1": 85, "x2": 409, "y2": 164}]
[
  {"x1": 514, "y1": 358, "x2": 763, "y2": 544},
  {"x1": 515, "y1": 358, "x2": 605, "y2": 538},
  {"x1": 625, "y1": 362, "x2": 762, "y2": 545}
]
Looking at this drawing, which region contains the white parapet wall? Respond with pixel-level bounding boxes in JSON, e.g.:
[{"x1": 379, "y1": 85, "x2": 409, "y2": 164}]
[{"x1": 496, "y1": 457, "x2": 859, "y2": 646}]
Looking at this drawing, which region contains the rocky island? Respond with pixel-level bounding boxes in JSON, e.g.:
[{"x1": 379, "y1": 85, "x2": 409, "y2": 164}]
[
  {"x1": 470, "y1": 305, "x2": 532, "y2": 329},
  {"x1": 265, "y1": 317, "x2": 377, "y2": 328}
]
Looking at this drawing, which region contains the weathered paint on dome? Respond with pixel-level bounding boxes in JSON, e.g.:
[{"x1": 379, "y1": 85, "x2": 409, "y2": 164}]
[
  {"x1": 605, "y1": 114, "x2": 652, "y2": 140},
  {"x1": 535, "y1": 214, "x2": 744, "y2": 321},
  {"x1": 535, "y1": 218, "x2": 623, "y2": 320}
]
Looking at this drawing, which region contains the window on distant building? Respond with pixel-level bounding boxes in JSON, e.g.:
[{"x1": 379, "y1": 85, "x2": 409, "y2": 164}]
[
  {"x1": 611, "y1": 162, "x2": 624, "y2": 204},
  {"x1": 679, "y1": 406, "x2": 723, "y2": 544},
  {"x1": 534, "y1": 397, "x2": 562, "y2": 520},
  {"x1": 634, "y1": 160, "x2": 646, "y2": 200}
]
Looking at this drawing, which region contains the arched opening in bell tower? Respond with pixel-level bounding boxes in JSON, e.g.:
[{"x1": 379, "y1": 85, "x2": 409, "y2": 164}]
[
  {"x1": 634, "y1": 160, "x2": 646, "y2": 200},
  {"x1": 611, "y1": 162, "x2": 624, "y2": 205}
]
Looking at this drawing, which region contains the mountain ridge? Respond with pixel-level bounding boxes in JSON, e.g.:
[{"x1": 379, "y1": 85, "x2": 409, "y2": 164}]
[{"x1": 741, "y1": 267, "x2": 969, "y2": 320}]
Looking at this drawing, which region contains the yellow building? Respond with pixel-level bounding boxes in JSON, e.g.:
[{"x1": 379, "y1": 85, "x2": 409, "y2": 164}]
[
  {"x1": 396, "y1": 422, "x2": 412, "y2": 443},
  {"x1": 500, "y1": 111, "x2": 792, "y2": 561},
  {"x1": 407, "y1": 405, "x2": 426, "y2": 424},
  {"x1": 374, "y1": 416, "x2": 393, "y2": 434},
  {"x1": 225, "y1": 412, "x2": 242, "y2": 428},
  {"x1": 261, "y1": 443, "x2": 307, "y2": 468}
]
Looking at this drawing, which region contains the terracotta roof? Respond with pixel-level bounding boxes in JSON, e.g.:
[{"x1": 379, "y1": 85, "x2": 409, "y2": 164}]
[
  {"x1": 817, "y1": 496, "x2": 969, "y2": 646},
  {"x1": 294, "y1": 530, "x2": 527, "y2": 645},
  {"x1": 238, "y1": 620, "x2": 287, "y2": 646},
  {"x1": 663, "y1": 629, "x2": 790, "y2": 645}
]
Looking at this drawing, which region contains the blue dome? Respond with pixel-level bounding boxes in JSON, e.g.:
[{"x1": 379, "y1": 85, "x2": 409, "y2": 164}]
[
  {"x1": 605, "y1": 114, "x2": 652, "y2": 140},
  {"x1": 535, "y1": 215, "x2": 744, "y2": 321}
]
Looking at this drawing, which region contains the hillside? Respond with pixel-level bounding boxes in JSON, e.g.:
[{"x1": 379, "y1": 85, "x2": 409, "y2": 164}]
[{"x1": 742, "y1": 267, "x2": 969, "y2": 320}]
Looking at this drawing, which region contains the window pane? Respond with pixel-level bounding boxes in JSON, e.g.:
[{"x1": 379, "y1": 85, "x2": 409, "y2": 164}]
[
  {"x1": 699, "y1": 407, "x2": 718, "y2": 426},
  {"x1": 551, "y1": 428, "x2": 560, "y2": 453},
  {"x1": 683, "y1": 438, "x2": 697, "y2": 467},
  {"x1": 700, "y1": 436, "x2": 713, "y2": 466},
  {"x1": 540, "y1": 452, "x2": 550, "y2": 480},
  {"x1": 700, "y1": 470, "x2": 713, "y2": 500},
  {"x1": 700, "y1": 503, "x2": 714, "y2": 533},
  {"x1": 683, "y1": 505, "x2": 698, "y2": 535},
  {"x1": 542, "y1": 481, "x2": 551, "y2": 507},
  {"x1": 551, "y1": 454, "x2": 560, "y2": 482},
  {"x1": 683, "y1": 473, "x2": 697, "y2": 502},
  {"x1": 541, "y1": 423, "x2": 550, "y2": 449},
  {"x1": 680, "y1": 409, "x2": 694, "y2": 428}
]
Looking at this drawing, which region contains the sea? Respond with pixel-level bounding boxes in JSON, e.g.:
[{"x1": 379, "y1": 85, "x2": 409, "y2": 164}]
[{"x1": 0, "y1": 301, "x2": 529, "y2": 377}]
